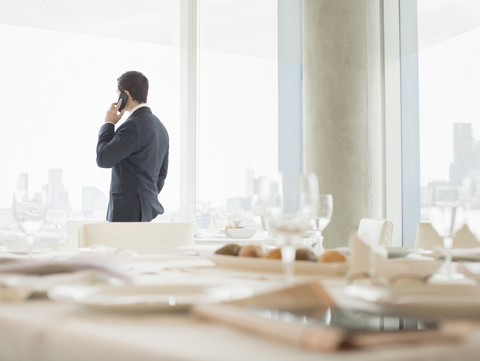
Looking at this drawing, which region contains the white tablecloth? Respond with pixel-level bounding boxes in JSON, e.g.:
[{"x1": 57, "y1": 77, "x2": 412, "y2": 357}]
[
  {"x1": 0, "y1": 299, "x2": 479, "y2": 361},
  {"x1": 0, "y1": 250, "x2": 479, "y2": 361}
]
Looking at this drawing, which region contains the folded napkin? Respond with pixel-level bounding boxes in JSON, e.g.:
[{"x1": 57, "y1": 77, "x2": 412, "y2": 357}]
[
  {"x1": 431, "y1": 247, "x2": 480, "y2": 262},
  {"x1": 77, "y1": 244, "x2": 137, "y2": 258},
  {"x1": 129, "y1": 256, "x2": 215, "y2": 275},
  {"x1": 230, "y1": 282, "x2": 335, "y2": 317},
  {"x1": 0, "y1": 269, "x2": 116, "y2": 303},
  {"x1": 349, "y1": 233, "x2": 387, "y2": 277},
  {"x1": 0, "y1": 258, "x2": 132, "y2": 283}
]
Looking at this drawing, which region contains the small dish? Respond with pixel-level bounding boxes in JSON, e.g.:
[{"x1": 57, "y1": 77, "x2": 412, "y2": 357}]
[
  {"x1": 227, "y1": 228, "x2": 257, "y2": 239},
  {"x1": 374, "y1": 259, "x2": 443, "y2": 282}
]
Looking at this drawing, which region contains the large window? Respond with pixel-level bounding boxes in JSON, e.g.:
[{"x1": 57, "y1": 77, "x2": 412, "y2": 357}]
[
  {"x1": 398, "y1": 0, "x2": 480, "y2": 244},
  {"x1": 197, "y1": 0, "x2": 278, "y2": 228},
  {"x1": 0, "y1": 0, "x2": 284, "y2": 242},
  {"x1": 0, "y1": 1, "x2": 181, "y2": 237},
  {"x1": 416, "y1": 0, "x2": 480, "y2": 207}
]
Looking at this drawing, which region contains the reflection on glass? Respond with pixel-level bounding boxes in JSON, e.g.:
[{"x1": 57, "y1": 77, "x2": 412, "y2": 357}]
[
  {"x1": 0, "y1": 1, "x2": 181, "y2": 225},
  {"x1": 198, "y1": 0, "x2": 278, "y2": 216},
  {"x1": 189, "y1": 204, "x2": 203, "y2": 236},
  {"x1": 13, "y1": 190, "x2": 47, "y2": 257},
  {"x1": 309, "y1": 194, "x2": 333, "y2": 254},
  {"x1": 262, "y1": 173, "x2": 318, "y2": 284},
  {"x1": 428, "y1": 185, "x2": 465, "y2": 282}
]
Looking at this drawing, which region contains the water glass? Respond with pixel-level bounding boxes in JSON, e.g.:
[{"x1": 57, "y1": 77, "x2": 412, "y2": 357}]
[
  {"x1": 13, "y1": 190, "x2": 47, "y2": 256},
  {"x1": 310, "y1": 194, "x2": 333, "y2": 253},
  {"x1": 428, "y1": 185, "x2": 465, "y2": 281}
]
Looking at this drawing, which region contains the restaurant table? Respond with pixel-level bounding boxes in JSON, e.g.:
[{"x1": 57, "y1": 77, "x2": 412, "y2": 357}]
[
  {"x1": 0, "y1": 297, "x2": 479, "y2": 361},
  {"x1": 0, "y1": 253, "x2": 479, "y2": 361}
]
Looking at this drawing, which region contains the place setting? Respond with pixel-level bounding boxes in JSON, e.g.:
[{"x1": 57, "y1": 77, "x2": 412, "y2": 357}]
[
  {"x1": 5, "y1": 176, "x2": 480, "y2": 359},
  {"x1": 329, "y1": 184, "x2": 480, "y2": 321},
  {"x1": 189, "y1": 173, "x2": 350, "y2": 279}
]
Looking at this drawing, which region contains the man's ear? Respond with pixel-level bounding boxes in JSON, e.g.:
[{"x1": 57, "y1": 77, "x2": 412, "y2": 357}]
[{"x1": 124, "y1": 90, "x2": 131, "y2": 99}]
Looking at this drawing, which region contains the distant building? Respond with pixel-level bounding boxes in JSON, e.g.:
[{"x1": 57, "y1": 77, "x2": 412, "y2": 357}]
[
  {"x1": 47, "y1": 168, "x2": 70, "y2": 211},
  {"x1": 449, "y1": 123, "x2": 478, "y2": 185},
  {"x1": 16, "y1": 173, "x2": 28, "y2": 192},
  {"x1": 245, "y1": 167, "x2": 255, "y2": 198}
]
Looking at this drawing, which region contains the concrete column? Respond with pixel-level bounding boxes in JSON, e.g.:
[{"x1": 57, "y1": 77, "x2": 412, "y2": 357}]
[{"x1": 303, "y1": 0, "x2": 384, "y2": 247}]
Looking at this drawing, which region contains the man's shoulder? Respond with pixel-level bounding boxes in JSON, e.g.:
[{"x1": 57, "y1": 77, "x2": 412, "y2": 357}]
[{"x1": 130, "y1": 105, "x2": 152, "y2": 118}]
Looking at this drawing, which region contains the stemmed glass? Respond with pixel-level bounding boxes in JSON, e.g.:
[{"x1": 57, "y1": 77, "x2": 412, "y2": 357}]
[
  {"x1": 261, "y1": 173, "x2": 318, "y2": 284},
  {"x1": 252, "y1": 177, "x2": 274, "y2": 239},
  {"x1": 13, "y1": 190, "x2": 47, "y2": 257},
  {"x1": 189, "y1": 204, "x2": 203, "y2": 236},
  {"x1": 465, "y1": 177, "x2": 480, "y2": 252},
  {"x1": 428, "y1": 185, "x2": 465, "y2": 281},
  {"x1": 310, "y1": 194, "x2": 333, "y2": 254}
]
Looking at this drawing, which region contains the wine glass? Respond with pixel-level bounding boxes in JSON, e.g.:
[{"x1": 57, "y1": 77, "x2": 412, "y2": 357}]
[
  {"x1": 252, "y1": 177, "x2": 274, "y2": 239},
  {"x1": 262, "y1": 173, "x2": 318, "y2": 284},
  {"x1": 309, "y1": 194, "x2": 333, "y2": 254},
  {"x1": 189, "y1": 204, "x2": 203, "y2": 236},
  {"x1": 464, "y1": 177, "x2": 480, "y2": 247},
  {"x1": 13, "y1": 190, "x2": 47, "y2": 257},
  {"x1": 428, "y1": 185, "x2": 465, "y2": 281}
]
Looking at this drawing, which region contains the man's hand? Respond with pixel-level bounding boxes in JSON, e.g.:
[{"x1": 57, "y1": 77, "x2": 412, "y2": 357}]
[{"x1": 105, "y1": 99, "x2": 126, "y2": 124}]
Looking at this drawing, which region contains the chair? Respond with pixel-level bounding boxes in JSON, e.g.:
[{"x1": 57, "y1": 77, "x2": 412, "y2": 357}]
[
  {"x1": 67, "y1": 220, "x2": 104, "y2": 251},
  {"x1": 78, "y1": 222, "x2": 194, "y2": 254},
  {"x1": 414, "y1": 222, "x2": 479, "y2": 249},
  {"x1": 357, "y1": 218, "x2": 393, "y2": 247}
]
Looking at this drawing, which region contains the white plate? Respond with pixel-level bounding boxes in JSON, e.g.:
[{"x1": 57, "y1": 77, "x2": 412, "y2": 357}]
[
  {"x1": 206, "y1": 254, "x2": 348, "y2": 276},
  {"x1": 48, "y1": 284, "x2": 252, "y2": 312},
  {"x1": 342, "y1": 284, "x2": 480, "y2": 319},
  {"x1": 374, "y1": 259, "x2": 443, "y2": 281}
]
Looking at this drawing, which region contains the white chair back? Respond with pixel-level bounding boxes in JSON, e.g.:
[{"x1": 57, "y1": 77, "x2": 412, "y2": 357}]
[
  {"x1": 357, "y1": 218, "x2": 393, "y2": 247},
  {"x1": 414, "y1": 222, "x2": 479, "y2": 249},
  {"x1": 67, "y1": 220, "x2": 104, "y2": 251},
  {"x1": 78, "y1": 222, "x2": 194, "y2": 254}
]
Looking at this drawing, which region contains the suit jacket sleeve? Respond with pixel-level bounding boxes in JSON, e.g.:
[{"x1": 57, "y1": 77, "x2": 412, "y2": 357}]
[
  {"x1": 96, "y1": 122, "x2": 139, "y2": 169},
  {"x1": 157, "y1": 147, "x2": 169, "y2": 193}
]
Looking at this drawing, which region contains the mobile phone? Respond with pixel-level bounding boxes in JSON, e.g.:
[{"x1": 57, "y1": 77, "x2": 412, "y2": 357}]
[{"x1": 117, "y1": 92, "x2": 128, "y2": 112}]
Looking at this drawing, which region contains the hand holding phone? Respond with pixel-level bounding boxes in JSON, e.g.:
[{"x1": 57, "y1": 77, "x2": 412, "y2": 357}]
[
  {"x1": 117, "y1": 91, "x2": 128, "y2": 113},
  {"x1": 105, "y1": 92, "x2": 127, "y2": 124}
]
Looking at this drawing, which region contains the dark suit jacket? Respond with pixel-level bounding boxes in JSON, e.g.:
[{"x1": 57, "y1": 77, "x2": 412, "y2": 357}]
[{"x1": 96, "y1": 106, "x2": 169, "y2": 222}]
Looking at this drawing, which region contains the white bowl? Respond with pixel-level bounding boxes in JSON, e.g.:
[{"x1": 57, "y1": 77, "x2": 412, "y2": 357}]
[
  {"x1": 374, "y1": 259, "x2": 443, "y2": 282},
  {"x1": 227, "y1": 228, "x2": 257, "y2": 239}
]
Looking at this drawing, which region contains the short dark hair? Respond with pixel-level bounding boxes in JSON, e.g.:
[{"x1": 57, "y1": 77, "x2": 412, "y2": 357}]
[{"x1": 117, "y1": 71, "x2": 149, "y2": 103}]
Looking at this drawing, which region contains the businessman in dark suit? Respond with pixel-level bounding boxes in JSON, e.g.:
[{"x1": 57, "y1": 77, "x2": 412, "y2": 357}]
[{"x1": 96, "y1": 71, "x2": 169, "y2": 222}]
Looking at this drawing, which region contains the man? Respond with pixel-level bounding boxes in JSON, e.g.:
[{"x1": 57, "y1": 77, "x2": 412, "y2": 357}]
[{"x1": 96, "y1": 71, "x2": 169, "y2": 222}]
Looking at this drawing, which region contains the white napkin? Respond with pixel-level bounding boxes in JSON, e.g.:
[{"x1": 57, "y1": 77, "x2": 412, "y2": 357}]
[
  {"x1": 349, "y1": 233, "x2": 387, "y2": 276},
  {"x1": 0, "y1": 270, "x2": 111, "y2": 302},
  {"x1": 431, "y1": 247, "x2": 480, "y2": 262},
  {"x1": 77, "y1": 244, "x2": 137, "y2": 257},
  {"x1": 129, "y1": 256, "x2": 215, "y2": 275}
]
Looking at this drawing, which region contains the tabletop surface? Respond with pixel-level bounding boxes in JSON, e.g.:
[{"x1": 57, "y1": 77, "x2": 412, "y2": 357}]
[
  {"x1": 1, "y1": 297, "x2": 479, "y2": 361},
  {"x1": 0, "y1": 245, "x2": 479, "y2": 361}
]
